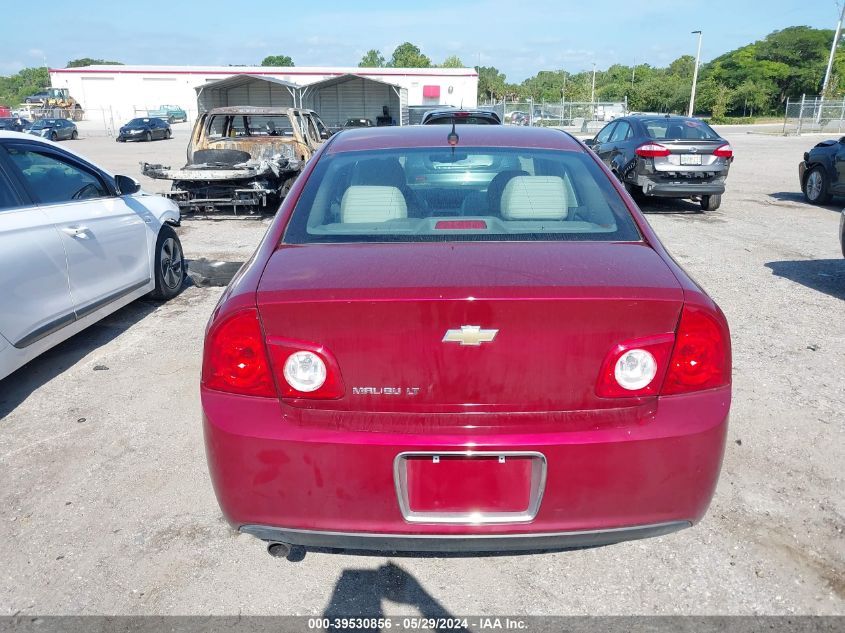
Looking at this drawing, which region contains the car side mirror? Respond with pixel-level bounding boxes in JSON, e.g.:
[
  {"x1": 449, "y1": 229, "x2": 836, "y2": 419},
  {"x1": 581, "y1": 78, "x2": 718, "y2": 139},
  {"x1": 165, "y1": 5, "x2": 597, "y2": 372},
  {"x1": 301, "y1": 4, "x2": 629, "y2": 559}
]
[
  {"x1": 583, "y1": 138, "x2": 596, "y2": 147},
  {"x1": 320, "y1": 130, "x2": 330, "y2": 140},
  {"x1": 115, "y1": 175, "x2": 141, "y2": 195}
]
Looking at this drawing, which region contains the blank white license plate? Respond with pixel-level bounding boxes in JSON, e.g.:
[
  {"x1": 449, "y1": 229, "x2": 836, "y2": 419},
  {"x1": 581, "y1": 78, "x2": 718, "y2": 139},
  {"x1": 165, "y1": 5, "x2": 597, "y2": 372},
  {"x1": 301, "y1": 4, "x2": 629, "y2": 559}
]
[{"x1": 680, "y1": 154, "x2": 702, "y2": 165}]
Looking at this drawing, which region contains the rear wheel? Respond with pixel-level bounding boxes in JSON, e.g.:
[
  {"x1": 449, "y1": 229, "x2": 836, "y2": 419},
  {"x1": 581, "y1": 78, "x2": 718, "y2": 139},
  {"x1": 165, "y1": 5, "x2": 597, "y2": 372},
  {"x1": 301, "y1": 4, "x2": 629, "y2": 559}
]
[
  {"x1": 700, "y1": 194, "x2": 721, "y2": 212},
  {"x1": 149, "y1": 225, "x2": 185, "y2": 300},
  {"x1": 803, "y1": 166, "x2": 832, "y2": 204},
  {"x1": 70, "y1": 130, "x2": 78, "y2": 140},
  {"x1": 165, "y1": 128, "x2": 172, "y2": 139}
]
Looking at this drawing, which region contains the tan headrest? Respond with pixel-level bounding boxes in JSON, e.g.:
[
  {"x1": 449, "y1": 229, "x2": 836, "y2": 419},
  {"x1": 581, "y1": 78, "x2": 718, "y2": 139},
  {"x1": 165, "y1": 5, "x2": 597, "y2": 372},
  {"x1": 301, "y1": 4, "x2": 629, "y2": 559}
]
[
  {"x1": 500, "y1": 176, "x2": 568, "y2": 220},
  {"x1": 340, "y1": 186, "x2": 408, "y2": 223}
]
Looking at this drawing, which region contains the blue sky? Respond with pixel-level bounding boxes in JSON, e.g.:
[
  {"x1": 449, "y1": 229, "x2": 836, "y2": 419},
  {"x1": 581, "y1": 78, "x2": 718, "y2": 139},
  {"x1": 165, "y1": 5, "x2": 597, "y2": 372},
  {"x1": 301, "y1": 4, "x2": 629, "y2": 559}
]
[{"x1": 1, "y1": 1, "x2": 841, "y2": 81}]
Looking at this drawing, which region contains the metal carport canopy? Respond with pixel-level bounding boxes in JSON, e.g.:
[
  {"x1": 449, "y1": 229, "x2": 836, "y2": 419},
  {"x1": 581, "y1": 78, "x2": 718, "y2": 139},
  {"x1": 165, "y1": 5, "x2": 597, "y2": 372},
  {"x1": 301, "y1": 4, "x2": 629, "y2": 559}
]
[
  {"x1": 299, "y1": 74, "x2": 408, "y2": 126},
  {"x1": 195, "y1": 74, "x2": 300, "y2": 112}
]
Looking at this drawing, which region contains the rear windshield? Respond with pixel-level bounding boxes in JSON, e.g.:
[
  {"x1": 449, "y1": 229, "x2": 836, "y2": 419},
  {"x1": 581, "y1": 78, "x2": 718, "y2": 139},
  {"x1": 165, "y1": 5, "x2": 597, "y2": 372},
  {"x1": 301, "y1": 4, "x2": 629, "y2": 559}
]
[
  {"x1": 283, "y1": 147, "x2": 641, "y2": 244},
  {"x1": 643, "y1": 118, "x2": 721, "y2": 140}
]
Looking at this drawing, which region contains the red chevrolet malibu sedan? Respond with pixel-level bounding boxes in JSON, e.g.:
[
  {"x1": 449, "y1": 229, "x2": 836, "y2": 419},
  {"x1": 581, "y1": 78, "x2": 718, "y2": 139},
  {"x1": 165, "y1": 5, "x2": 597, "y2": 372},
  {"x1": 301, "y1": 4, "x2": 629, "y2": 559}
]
[{"x1": 201, "y1": 125, "x2": 731, "y2": 556}]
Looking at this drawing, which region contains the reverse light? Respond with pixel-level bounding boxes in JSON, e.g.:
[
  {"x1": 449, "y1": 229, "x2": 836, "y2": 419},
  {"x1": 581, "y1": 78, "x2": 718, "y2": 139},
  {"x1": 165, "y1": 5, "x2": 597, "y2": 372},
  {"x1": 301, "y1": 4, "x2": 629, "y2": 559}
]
[
  {"x1": 596, "y1": 334, "x2": 675, "y2": 398},
  {"x1": 662, "y1": 306, "x2": 731, "y2": 395},
  {"x1": 615, "y1": 349, "x2": 658, "y2": 391},
  {"x1": 713, "y1": 143, "x2": 734, "y2": 159},
  {"x1": 283, "y1": 351, "x2": 326, "y2": 392},
  {"x1": 202, "y1": 308, "x2": 276, "y2": 397},
  {"x1": 635, "y1": 143, "x2": 671, "y2": 158},
  {"x1": 266, "y1": 337, "x2": 345, "y2": 399}
]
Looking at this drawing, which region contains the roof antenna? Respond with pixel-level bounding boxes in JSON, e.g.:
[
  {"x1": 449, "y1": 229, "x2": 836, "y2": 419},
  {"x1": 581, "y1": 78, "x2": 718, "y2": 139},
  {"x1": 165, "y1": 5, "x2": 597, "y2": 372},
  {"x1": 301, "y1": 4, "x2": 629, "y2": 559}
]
[{"x1": 447, "y1": 120, "x2": 459, "y2": 155}]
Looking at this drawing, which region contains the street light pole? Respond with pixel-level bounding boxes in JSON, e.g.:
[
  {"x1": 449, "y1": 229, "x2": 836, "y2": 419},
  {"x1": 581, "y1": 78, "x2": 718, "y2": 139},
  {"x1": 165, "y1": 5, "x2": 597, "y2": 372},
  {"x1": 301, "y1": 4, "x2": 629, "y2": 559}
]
[
  {"x1": 821, "y1": 3, "x2": 845, "y2": 97},
  {"x1": 591, "y1": 63, "x2": 596, "y2": 104},
  {"x1": 688, "y1": 30, "x2": 703, "y2": 117}
]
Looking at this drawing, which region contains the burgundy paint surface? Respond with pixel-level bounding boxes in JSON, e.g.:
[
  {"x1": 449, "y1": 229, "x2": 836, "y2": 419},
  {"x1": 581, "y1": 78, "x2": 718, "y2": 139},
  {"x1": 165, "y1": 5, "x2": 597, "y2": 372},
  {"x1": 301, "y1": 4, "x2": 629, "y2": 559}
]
[{"x1": 201, "y1": 126, "x2": 731, "y2": 543}]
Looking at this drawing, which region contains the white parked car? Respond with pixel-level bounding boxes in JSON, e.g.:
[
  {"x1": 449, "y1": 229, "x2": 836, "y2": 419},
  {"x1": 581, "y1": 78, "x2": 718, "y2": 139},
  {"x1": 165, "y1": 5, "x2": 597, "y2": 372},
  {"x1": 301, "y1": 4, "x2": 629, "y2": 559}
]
[{"x1": 0, "y1": 131, "x2": 184, "y2": 381}]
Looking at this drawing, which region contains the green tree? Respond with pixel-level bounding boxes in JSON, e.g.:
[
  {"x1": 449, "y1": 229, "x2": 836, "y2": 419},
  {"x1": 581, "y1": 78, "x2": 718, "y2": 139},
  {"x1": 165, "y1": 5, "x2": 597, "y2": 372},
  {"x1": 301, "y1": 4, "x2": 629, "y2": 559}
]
[
  {"x1": 359, "y1": 49, "x2": 385, "y2": 67},
  {"x1": 475, "y1": 66, "x2": 506, "y2": 102},
  {"x1": 0, "y1": 66, "x2": 50, "y2": 107},
  {"x1": 261, "y1": 55, "x2": 294, "y2": 67},
  {"x1": 66, "y1": 58, "x2": 122, "y2": 68},
  {"x1": 388, "y1": 43, "x2": 431, "y2": 68},
  {"x1": 440, "y1": 55, "x2": 465, "y2": 68}
]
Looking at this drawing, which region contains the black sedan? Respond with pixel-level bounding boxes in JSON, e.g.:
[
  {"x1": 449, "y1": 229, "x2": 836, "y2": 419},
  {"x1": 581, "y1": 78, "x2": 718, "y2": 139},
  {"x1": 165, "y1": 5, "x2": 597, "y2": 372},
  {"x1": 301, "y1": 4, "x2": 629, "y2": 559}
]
[
  {"x1": 587, "y1": 115, "x2": 733, "y2": 211},
  {"x1": 344, "y1": 118, "x2": 374, "y2": 128},
  {"x1": 798, "y1": 137, "x2": 845, "y2": 205},
  {"x1": 0, "y1": 117, "x2": 31, "y2": 132},
  {"x1": 421, "y1": 108, "x2": 502, "y2": 125},
  {"x1": 117, "y1": 117, "x2": 172, "y2": 142}
]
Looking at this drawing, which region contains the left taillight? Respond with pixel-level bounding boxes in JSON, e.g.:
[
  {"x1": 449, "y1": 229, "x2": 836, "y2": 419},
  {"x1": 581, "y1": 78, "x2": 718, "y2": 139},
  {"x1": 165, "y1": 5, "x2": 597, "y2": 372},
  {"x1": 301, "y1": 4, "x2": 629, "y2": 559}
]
[{"x1": 202, "y1": 308, "x2": 277, "y2": 397}]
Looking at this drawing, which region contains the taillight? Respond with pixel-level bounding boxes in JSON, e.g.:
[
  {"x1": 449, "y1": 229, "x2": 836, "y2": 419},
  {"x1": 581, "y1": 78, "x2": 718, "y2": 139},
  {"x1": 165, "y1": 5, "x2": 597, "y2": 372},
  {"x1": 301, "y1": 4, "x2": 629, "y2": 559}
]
[
  {"x1": 662, "y1": 306, "x2": 730, "y2": 395},
  {"x1": 266, "y1": 337, "x2": 344, "y2": 399},
  {"x1": 596, "y1": 334, "x2": 675, "y2": 398},
  {"x1": 202, "y1": 308, "x2": 276, "y2": 397},
  {"x1": 713, "y1": 143, "x2": 733, "y2": 159},
  {"x1": 635, "y1": 143, "x2": 671, "y2": 158}
]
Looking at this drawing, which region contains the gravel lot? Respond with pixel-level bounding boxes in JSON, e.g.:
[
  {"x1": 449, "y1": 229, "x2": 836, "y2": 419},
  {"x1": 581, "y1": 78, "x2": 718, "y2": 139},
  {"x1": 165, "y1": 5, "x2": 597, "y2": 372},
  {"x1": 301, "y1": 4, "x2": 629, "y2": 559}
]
[{"x1": 0, "y1": 122, "x2": 842, "y2": 616}]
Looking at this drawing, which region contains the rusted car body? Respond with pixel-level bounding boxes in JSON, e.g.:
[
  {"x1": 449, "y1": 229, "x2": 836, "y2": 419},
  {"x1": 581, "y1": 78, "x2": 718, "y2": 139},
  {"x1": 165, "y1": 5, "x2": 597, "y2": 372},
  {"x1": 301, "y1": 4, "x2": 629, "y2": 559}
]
[{"x1": 143, "y1": 106, "x2": 328, "y2": 215}]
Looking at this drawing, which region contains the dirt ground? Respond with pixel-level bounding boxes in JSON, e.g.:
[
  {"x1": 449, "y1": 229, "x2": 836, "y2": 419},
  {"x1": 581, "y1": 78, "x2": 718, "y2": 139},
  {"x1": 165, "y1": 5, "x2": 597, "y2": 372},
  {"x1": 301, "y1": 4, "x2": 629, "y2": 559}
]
[{"x1": 0, "y1": 123, "x2": 842, "y2": 616}]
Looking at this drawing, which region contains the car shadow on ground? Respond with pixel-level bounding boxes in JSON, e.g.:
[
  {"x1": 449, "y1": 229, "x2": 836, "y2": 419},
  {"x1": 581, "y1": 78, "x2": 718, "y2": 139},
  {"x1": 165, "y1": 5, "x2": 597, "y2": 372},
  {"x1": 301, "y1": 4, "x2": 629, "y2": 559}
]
[
  {"x1": 0, "y1": 300, "x2": 160, "y2": 419},
  {"x1": 185, "y1": 259, "x2": 244, "y2": 288},
  {"x1": 321, "y1": 562, "x2": 468, "y2": 629},
  {"x1": 769, "y1": 191, "x2": 844, "y2": 212},
  {"x1": 765, "y1": 259, "x2": 845, "y2": 301},
  {"x1": 635, "y1": 198, "x2": 713, "y2": 216}
]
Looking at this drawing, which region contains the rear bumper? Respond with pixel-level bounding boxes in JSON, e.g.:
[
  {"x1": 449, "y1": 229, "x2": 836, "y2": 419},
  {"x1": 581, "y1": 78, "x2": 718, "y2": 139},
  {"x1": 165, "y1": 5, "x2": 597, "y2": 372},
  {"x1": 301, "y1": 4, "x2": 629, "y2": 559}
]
[
  {"x1": 240, "y1": 521, "x2": 691, "y2": 553},
  {"x1": 638, "y1": 176, "x2": 726, "y2": 198},
  {"x1": 202, "y1": 387, "x2": 729, "y2": 551}
]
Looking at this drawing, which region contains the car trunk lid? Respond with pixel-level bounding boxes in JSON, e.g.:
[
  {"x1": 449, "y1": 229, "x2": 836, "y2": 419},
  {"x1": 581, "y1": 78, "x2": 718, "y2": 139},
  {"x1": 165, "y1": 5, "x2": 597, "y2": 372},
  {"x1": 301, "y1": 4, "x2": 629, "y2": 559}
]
[{"x1": 256, "y1": 242, "x2": 684, "y2": 413}]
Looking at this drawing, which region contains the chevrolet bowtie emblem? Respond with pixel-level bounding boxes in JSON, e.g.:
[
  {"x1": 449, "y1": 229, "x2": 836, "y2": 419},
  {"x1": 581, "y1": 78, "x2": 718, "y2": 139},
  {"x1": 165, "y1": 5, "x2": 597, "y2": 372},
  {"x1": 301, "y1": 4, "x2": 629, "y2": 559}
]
[{"x1": 442, "y1": 325, "x2": 498, "y2": 346}]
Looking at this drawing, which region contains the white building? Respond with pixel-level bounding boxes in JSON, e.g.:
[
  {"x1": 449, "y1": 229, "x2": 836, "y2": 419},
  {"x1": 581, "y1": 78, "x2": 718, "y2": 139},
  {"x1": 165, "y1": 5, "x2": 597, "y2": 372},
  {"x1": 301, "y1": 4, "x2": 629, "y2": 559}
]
[{"x1": 49, "y1": 65, "x2": 479, "y2": 126}]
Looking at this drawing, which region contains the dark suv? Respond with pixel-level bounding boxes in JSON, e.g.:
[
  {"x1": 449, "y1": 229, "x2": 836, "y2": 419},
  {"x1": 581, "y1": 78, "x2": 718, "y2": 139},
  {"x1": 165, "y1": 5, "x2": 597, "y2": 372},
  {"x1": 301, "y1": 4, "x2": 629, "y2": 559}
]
[
  {"x1": 587, "y1": 115, "x2": 733, "y2": 211},
  {"x1": 421, "y1": 108, "x2": 501, "y2": 125}
]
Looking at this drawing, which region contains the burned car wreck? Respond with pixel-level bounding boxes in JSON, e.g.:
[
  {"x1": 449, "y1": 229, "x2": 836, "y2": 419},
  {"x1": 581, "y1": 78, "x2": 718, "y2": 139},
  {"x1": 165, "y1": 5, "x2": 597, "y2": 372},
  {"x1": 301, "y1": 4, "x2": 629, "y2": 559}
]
[{"x1": 142, "y1": 106, "x2": 328, "y2": 215}]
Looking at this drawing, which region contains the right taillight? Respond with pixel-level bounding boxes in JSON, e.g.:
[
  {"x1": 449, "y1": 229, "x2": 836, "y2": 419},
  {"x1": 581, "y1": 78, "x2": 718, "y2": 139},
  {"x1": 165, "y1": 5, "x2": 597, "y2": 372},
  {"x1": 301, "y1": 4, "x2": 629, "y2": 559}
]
[
  {"x1": 713, "y1": 143, "x2": 733, "y2": 159},
  {"x1": 635, "y1": 143, "x2": 671, "y2": 158},
  {"x1": 202, "y1": 308, "x2": 276, "y2": 397},
  {"x1": 661, "y1": 306, "x2": 731, "y2": 395}
]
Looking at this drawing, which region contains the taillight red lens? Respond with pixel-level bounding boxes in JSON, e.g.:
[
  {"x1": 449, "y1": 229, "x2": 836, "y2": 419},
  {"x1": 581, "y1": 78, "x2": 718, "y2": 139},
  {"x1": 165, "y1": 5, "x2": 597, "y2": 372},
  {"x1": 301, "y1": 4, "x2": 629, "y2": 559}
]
[
  {"x1": 596, "y1": 333, "x2": 675, "y2": 398},
  {"x1": 662, "y1": 306, "x2": 730, "y2": 395},
  {"x1": 713, "y1": 143, "x2": 733, "y2": 159},
  {"x1": 265, "y1": 337, "x2": 345, "y2": 399},
  {"x1": 202, "y1": 308, "x2": 276, "y2": 397},
  {"x1": 635, "y1": 143, "x2": 671, "y2": 158}
]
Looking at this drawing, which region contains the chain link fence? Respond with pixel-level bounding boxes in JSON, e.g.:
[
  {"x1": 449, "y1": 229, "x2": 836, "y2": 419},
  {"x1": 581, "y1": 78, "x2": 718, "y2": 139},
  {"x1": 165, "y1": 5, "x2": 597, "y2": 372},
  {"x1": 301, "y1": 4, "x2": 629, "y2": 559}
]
[
  {"x1": 782, "y1": 95, "x2": 845, "y2": 135},
  {"x1": 481, "y1": 99, "x2": 627, "y2": 133}
]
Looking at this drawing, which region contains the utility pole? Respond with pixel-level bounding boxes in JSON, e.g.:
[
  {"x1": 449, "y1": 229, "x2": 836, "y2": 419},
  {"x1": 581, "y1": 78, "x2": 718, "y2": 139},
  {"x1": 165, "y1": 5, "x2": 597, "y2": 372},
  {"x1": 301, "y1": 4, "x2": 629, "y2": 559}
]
[
  {"x1": 821, "y1": 3, "x2": 845, "y2": 97},
  {"x1": 688, "y1": 30, "x2": 703, "y2": 117},
  {"x1": 591, "y1": 63, "x2": 597, "y2": 103}
]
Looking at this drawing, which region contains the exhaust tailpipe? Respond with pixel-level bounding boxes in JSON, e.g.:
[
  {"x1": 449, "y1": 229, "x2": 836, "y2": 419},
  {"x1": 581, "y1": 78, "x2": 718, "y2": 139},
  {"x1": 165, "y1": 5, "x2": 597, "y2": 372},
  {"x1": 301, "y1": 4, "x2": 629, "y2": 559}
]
[{"x1": 267, "y1": 542, "x2": 291, "y2": 558}]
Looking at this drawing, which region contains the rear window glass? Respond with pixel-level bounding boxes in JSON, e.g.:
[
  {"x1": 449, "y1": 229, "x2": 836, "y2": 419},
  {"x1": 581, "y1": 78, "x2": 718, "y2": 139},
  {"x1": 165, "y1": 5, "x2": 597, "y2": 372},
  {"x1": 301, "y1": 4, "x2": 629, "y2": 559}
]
[
  {"x1": 643, "y1": 118, "x2": 721, "y2": 140},
  {"x1": 283, "y1": 147, "x2": 641, "y2": 244}
]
